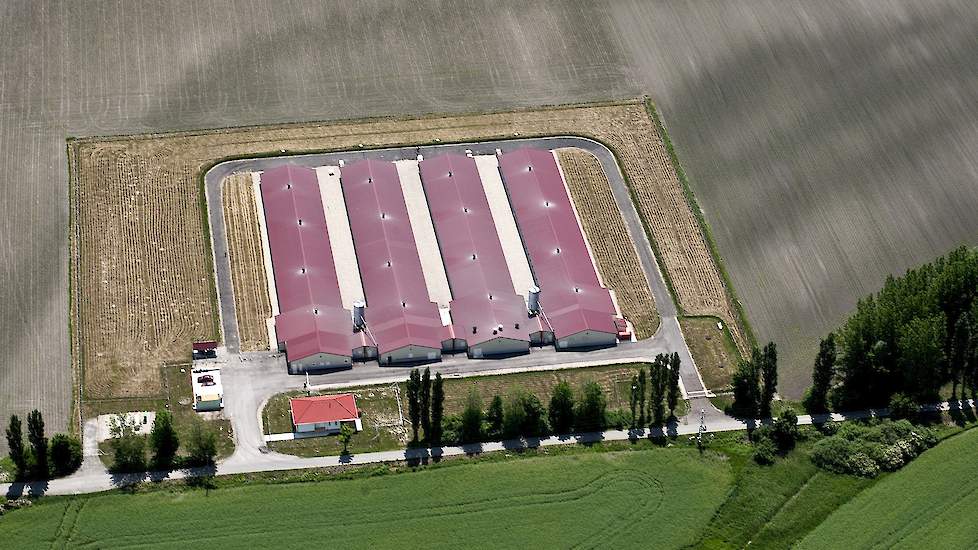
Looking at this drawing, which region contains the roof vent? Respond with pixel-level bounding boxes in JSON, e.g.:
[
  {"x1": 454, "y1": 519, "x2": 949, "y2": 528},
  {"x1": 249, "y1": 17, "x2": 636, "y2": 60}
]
[
  {"x1": 515, "y1": 322, "x2": 520, "y2": 330},
  {"x1": 386, "y1": 260, "x2": 392, "y2": 267},
  {"x1": 300, "y1": 267, "x2": 306, "y2": 274},
  {"x1": 298, "y1": 219, "x2": 303, "y2": 226},
  {"x1": 472, "y1": 254, "x2": 477, "y2": 260},
  {"x1": 545, "y1": 201, "x2": 550, "y2": 207},
  {"x1": 286, "y1": 183, "x2": 292, "y2": 189},
  {"x1": 367, "y1": 177, "x2": 372, "y2": 184},
  {"x1": 448, "y1": 171, "x2": 453, "y2": 177},
  {"x1": 472, "y1": 326, "x2": 478, "y2": 334},
  {"x1": 488, "y1": 294, "x2": 493, "y2": 300},
  {"x1": 555, "y1": 247, "x2": 561, "y2": 254},
  {"x1": 313, "y1": 308, "x2": 319, "y2": 315},
  {"x1": 463, "y1": 207, "x2": 469, "y2": 213},
  {"x1": 381, "y1": 212, "x2": 386, "y2": 219},
  {"x1": 574, "y1": 287, "x2": 581, "y2": 293},
  {"x1": 401, "y1": 301, "x2": 406, "y2": 308},
  {"x1": 528, "y1": 165, "x2": 533, "y2": 172}
]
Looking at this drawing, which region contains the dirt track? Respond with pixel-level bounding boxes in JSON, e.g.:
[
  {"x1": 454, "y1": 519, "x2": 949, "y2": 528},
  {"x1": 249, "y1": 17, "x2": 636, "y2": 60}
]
[
  {"x1": 221, "y1": 173, "x2": 271, "y2": 352},
  {"x1": 70, "y1": 99, "x2": 746, "y2": 399},
  {"x1": 556, "y1": 147, "x2": 659, "y2": 340}
]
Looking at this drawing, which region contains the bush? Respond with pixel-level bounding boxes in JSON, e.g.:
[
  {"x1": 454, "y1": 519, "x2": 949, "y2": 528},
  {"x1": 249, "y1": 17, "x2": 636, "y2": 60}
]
[
  {"x1": 888, "y1": 392, "x2": 919, "y2": 421},
  {"x1": 771, "y1": 410, "x2": 799, "y2": 451},
  {"x1": 753, "y1": 436, "x2": 777, "y2": 465},
  {"x1": 809, "y1": 420, "x2": 937, "y2": 477},
  {"x1": 605, "y1": 409, "x2": 632, "y2": 431},
  {"x1": 49, "y1": 434, "x2": 83, "y2": 477}
]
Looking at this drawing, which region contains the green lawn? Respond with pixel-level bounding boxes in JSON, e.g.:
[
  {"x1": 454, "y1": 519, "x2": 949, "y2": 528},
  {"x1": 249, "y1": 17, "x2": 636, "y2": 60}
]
[
  {"x1": 0, "y1": 448, "x2": 731, "y2": 549},
  {"x1": 797, "y1": 427, "x2": 978, "y2": 549}
]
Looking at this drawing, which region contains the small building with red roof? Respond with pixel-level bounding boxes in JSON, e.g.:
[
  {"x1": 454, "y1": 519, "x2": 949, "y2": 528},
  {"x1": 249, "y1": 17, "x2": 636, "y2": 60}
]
[{"x1": 290, "y1": 393, "x2": 362, "y2": 433}]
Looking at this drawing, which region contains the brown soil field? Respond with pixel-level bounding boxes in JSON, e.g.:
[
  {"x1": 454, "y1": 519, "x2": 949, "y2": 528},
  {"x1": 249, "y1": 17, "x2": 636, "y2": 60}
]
[
  {"x1": 221, "y1": 173, "x2": 272, "y2": 352},
  {"x1": 556, "y1": 147, "x2": 658, "y2": 339},
  {"x1": 69, "y1": 98, "x2": 746, "y2": 399}
]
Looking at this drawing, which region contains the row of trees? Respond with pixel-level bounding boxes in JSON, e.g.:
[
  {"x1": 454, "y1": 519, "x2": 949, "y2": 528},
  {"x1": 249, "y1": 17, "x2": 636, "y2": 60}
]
[
  {"x1": 110, "y1": 411, "x2": 217, "y2": 473},
  {"x1": 405, "y1": 368, "x2": 445, "y2": 445},
  {"x1": 730, "y1": 342, "x2": 779, "y2": 418},
  {"x1": 451, "y1": 379, "x2": 612, "y2": 445},
  {"x1": 628, "y1": 353, "x2": 683, "y2": 426},
  {"x1": 806, "y1": 246, "x2": 978, "y2": 412},
  {"x1": 6, "y1": 411, "x2": 82, "y2": 481}
]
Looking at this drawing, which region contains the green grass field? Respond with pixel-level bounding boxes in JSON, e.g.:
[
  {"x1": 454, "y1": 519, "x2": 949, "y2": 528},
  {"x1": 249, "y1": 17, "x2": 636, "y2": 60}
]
[
  {"x1": 797, "y1": 427, "x2": 978, "y2": 549},
  {"x1": 0, "y1": 448, "x2": 729, "y2": 549}
]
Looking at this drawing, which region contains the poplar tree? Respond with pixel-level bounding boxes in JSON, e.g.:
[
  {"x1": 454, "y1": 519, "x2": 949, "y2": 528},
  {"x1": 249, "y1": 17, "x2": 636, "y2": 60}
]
[
  {"x1": 420, "y1": 367, "x2": 432, "y2": 441},
  {"x1": 6, "y1": 415, "x2": 26, "y2": 479},
  {"x1": 807, "y1": 333, "x2": 836, "y2": 413},
  {"x1": 667, "y1": 353, "x2": 682, "y2": 419},
  {"x1": 406, "y1": 369, "x2": 421, "y2": 443},
  {"x1": 430, "y1": 373, "x2": 444, "y2": 445},
  {"x1": 27, "y1": 409, "x2": 48, "y2": 479},
  {"x1": 760, "y1": 342, "x2": 778, "y2": 417}
]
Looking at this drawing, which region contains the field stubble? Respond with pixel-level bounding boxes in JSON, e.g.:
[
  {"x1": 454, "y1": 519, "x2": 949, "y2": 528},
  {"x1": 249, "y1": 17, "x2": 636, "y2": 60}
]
[
  {"x1": 221, "y1": 173, "x2": 271, "y2": 352},
  {"x1": 556, "y1": 147, "x2": 659, "y2": 340}
]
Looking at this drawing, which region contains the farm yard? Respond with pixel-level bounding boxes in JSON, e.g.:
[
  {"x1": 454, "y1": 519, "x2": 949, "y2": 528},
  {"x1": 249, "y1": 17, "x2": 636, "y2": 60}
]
[
  {"x1": 220, "y1": 172, "x2": 272, "y2": 352},
  {"x1": 0, "y1": 448, "x2": 731, "y2": 549},
  {"x1": 69, "y1": 99, "x2": 743, "y2": 401},
  {"x1": 556, "y1": 147, "x2": 659, "y2": 339}
]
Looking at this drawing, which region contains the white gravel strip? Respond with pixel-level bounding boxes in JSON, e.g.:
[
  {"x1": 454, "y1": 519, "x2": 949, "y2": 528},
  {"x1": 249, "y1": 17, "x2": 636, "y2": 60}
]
[
  {"x1": 252, "y1": 172, "x2": 279, "y2": 350},
  {"x1": 475, "y1": 155, "x2": 536, "y2": 299},
  {"x1": 315, "y1": 166, "x2": 365, "y2": 309},
  {"x1": 395, "y1": 159, "x2": 453, "y2": 307}
]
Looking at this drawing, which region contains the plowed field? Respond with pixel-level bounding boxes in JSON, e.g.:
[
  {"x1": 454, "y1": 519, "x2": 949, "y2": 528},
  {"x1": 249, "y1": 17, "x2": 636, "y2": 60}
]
[
  {"x1": 556, "y1": 147, "x2": 658, "y2": 340},
  {"x1": 221, "y1": 172, "x2": 271, "y2": 352},
  {"x1": 70, "y1": 99, "x2": 746, "y2": 398}
]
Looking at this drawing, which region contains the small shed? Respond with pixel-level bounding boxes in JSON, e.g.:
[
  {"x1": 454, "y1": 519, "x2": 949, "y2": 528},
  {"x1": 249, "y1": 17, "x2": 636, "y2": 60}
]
[
  {"x1": 290, "y1": 394, "x2": 362, "y2": 433},
  {"x1": 192, "y1": 340, "x2": 218, "y2": 360},
  {"x1": 191, "y1": 367, "x2": 223, "y2": 411}
]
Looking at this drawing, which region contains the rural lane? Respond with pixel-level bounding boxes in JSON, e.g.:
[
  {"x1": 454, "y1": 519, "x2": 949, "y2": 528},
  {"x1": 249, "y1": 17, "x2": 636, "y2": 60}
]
[{"x1": 12, "y1": 399, "x2": 969, "y2": 499}]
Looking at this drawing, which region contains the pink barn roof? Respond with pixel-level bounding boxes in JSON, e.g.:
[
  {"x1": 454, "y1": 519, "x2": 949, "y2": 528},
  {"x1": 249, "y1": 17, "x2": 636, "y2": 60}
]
[
  {"x1": 420, "y1": 154, "x2": 529, "y2": 347},
  {"x1": 340, "y1": 159, "x2": 445, "y2": 355},
  {"x1": 498, "y1": 149, "x2": 618, "y2": 339},
  {"x1": 260, "y1": 165, "x2": 354, "y2": 360}
]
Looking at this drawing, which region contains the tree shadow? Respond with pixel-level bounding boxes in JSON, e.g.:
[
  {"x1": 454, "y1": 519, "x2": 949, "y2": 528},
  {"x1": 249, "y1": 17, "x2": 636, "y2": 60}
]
[
  {"x1": 4, "y1": 479, "x2": 50, "y2": 499},
  {"x1": 947, "y1": 401, "x2": 977, "y2": 426}
]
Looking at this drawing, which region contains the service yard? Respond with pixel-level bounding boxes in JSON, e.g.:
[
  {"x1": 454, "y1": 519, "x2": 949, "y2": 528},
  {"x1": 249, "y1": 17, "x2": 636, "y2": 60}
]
[{"x1": 69, "y1": 99, "x2": 739, "y2": 403}]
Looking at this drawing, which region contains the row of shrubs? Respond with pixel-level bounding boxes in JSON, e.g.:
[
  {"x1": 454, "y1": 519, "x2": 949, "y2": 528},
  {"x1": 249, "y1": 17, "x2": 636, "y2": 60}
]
[{"x1": 809, "y1": 420, "x2": 937, "y2": 478}]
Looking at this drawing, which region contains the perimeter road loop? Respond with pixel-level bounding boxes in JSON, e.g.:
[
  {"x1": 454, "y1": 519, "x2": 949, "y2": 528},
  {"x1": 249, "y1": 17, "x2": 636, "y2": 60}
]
[{"x1": 203, "y1": 136, "x2": 705, "y2": 396}]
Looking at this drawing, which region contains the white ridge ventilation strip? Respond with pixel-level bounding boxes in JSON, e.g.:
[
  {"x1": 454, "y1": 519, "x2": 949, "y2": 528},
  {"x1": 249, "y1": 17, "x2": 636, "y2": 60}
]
[
  {"x1": 315, "y1": 166, "x2": 365, "y2": 309},
  {"x1": 395, "y1": 159, "x2": 453, "y2": 307},
  {"x1": 475, "y1": 155, "x2": 537, "y2": 299},
  {"x1": 252, "y1": 172, "x2": 280, "y2": 350}
]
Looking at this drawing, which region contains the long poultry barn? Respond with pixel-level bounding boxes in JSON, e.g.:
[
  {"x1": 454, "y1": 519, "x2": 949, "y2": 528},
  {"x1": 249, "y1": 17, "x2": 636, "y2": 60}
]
[
  {"x1": 419, "y1": 153, "x2": 539, "y2": 358},
  {"x1": 260, "y1": 165, "x2": 373, "y2": 373},
  {"x1": 498, "y1": 148, "x2": 620, "y2": 350},
  {"x1": 340, "y1": 159, "x2": 448, "y2": 365}
]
